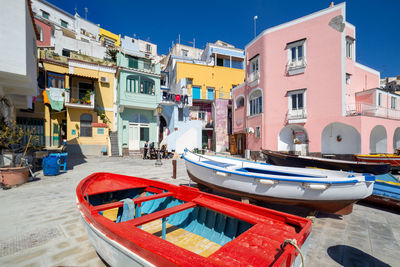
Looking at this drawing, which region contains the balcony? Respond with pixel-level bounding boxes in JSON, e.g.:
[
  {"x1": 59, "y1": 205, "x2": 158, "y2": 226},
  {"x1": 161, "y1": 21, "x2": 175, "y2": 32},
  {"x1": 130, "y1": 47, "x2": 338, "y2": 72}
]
[
  {"x1": 248, "y1": 71, "x2": 260, "y2": 86},
  {"x1": 287, "y1": 109, "x2": 307, "y2": 123},
  {"x1": 346, "y1": 103, "x2": 400, "y2": 120},
  {"x1": 64, "y1": 90, "x2": 95, "y2": 110},
  {"x1": 287, "y1": 59, "x2": 307, "y2": 75}
]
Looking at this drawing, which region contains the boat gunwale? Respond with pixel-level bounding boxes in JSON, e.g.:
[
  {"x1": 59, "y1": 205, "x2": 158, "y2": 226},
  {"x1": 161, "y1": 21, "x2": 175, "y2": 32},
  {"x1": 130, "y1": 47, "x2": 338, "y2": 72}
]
[
  {"x1": 182, "y1": 153, "x2": 370, "y2": 185},
  {"x1": 76, "y1": 172, "x2": 312, "y2": 266}
]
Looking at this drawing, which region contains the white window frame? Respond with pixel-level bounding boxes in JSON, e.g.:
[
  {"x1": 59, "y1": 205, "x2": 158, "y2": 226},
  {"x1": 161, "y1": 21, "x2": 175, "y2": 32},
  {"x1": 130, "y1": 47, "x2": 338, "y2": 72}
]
[
  {"x1": 287, "y1": 39, "x2": 306, "y2": 75},
  {"x1": 346, "y1": 37, "x2": 354, "y2": 59},
  {"x1": 346, "y1": 73, "x2": 351, "y2": 85},
  {"x1": 391, "y1": 96, "x2": 397, "y2": 109},
  {"x1": 249, "y1": 56, "x2": 259, "y2": 82},
  {"x1": 248, "y1": 88, "x2": 262, "y2": 116},
  {"x1": 287, "y1": 89, "x2": 307, "y2": 121}
]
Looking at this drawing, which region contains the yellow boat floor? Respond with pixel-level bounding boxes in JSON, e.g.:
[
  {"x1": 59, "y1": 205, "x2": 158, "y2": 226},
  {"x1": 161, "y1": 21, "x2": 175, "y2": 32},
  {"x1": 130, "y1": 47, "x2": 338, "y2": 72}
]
[
  {"x1": 101, "y1": 208, "x2": 221, "y2": 257},
  {"x1": 141, "y1": 219, "x2": 221, "y2": 257}
]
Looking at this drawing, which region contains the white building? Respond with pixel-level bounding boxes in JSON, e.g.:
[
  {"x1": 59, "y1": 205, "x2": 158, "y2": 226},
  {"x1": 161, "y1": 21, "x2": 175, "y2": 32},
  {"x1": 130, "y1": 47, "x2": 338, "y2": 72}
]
[
  {"x1": 0, "y1": 0, "x2": 38, "y2": 121},
  {"x1": 31, "y1": 0, "x2": 106, "y2": 59}
]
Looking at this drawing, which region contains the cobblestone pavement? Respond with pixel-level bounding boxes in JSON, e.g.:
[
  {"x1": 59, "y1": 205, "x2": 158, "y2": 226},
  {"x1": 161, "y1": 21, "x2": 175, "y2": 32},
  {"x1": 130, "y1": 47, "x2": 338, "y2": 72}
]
[{"x1": 0, "y1": 155, "x2": 399, "y2": 266}]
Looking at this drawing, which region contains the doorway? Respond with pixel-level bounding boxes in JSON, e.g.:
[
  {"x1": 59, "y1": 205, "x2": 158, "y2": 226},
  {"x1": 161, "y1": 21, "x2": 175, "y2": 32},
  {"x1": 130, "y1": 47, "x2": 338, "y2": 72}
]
[{"x1": 129, "y1": 123, "x2": 149, "y2": 150}]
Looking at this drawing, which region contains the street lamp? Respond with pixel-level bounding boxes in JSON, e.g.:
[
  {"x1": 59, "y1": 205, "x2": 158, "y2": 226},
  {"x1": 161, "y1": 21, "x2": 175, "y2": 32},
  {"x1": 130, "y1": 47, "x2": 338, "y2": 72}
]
[
  {"x1": 155, "y1": 104, "x2": 163, "y2": 166},
  {"x1": 254, "y1": 15, "x2": 258, "y2": 38}
]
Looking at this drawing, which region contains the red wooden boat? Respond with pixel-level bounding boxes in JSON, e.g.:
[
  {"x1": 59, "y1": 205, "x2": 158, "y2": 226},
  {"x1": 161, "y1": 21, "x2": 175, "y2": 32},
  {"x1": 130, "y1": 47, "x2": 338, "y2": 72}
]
[{"x1": 76, "y1": 172, "x2": 312, "y2": 266}]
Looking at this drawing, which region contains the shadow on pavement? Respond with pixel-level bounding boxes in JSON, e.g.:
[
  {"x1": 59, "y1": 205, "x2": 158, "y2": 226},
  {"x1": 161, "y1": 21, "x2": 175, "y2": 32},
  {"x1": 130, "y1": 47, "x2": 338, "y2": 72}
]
[
  {"x1": 357, "y1": 200, "x2": 400, "y2": 215},
  {"x1": 328, "y1": 245, "x2": 391, "y2": 267},
  {"x1": 65, "y1": 139, "x2": 87, "y2": 170}
]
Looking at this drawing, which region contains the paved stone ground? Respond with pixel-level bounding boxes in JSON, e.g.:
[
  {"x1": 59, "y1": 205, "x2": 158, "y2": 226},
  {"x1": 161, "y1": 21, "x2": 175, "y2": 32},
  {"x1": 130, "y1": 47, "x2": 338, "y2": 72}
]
[{"x1": 0, "y1": 155, "x2": 399, "y2": 266}]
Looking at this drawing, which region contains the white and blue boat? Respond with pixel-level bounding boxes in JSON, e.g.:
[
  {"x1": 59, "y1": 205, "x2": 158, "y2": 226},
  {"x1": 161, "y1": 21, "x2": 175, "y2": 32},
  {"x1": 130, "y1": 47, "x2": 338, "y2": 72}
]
[{"x1": 182, "y1": 150, "x2": 375, "y2": 215}]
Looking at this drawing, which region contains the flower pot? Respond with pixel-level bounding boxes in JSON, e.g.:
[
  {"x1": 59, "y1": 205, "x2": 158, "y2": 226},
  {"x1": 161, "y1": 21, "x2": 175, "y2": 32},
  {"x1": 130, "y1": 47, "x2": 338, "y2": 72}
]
[{"x1": 0, "y1": 166, "x2": 29, "y2": 186}]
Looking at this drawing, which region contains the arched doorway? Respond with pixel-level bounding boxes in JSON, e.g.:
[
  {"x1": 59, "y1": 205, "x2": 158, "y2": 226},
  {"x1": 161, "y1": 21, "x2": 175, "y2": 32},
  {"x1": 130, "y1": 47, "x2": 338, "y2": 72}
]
[
  {"x1": 370, "y1": 125, "x2": 387, "y2": 153},
  {"x1": 278, "y1": 125, "x2": 309, "y2": 155},
  {"x1": 321, "y1": 122, "x2": 361, "y2": 154},
  {"x1": 393, "y1": 128, "x2": 400, "y2": 153}
]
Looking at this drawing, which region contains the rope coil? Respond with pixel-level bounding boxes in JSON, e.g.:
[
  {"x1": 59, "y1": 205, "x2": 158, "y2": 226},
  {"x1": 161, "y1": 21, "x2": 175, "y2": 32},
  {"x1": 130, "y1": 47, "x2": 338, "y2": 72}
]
[{"x1": 282, "y1": 238, "x2": 305, "y2": 267}]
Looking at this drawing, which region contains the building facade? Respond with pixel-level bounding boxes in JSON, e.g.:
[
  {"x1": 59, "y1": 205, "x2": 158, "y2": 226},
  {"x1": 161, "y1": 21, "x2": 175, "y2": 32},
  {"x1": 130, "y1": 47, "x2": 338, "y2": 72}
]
[
  {"x1": 163, "y1": 41, "x2": 245, "y2": 152},
  {"x1": 116, "y1": 36, "x2": 161, "y2": 155},
  {"x1": 233, "y1": 2, "x2": 400, "y2": 157}
]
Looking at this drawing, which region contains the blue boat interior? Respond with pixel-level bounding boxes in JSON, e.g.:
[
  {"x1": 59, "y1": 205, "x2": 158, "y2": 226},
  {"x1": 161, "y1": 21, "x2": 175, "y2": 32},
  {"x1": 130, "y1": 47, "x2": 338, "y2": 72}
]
[
  {"x1": 236, "y1": 167, "x2": 324, "y2": 178},
  {"x1": 373, "y1": 173, "x2": 400, "y2": 200},
  {"x1": 90, "y1": 188, "x2": 253, "y2": 249}
]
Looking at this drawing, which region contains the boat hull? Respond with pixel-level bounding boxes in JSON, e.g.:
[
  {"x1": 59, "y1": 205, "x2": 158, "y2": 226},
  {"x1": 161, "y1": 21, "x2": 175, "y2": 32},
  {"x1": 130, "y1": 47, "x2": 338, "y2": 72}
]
[
  {"x1": 188, "y1": 171, "x2": 355, "y2": 215},
  {"x1": 263, "y1": 150, "x2": 391, "y2": 175},
  {"x1": 79, "y1": 212, "x2": 154, "y2": 267},
  {"x1": 354, "y1": 154, "x2": 400, "y2": 171}
]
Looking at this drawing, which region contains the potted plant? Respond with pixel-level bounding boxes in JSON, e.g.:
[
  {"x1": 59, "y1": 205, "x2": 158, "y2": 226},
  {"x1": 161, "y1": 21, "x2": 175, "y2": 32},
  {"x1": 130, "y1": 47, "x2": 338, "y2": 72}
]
[{"x1": 0, "y1": 120, "x2": 38, "y2": 186}]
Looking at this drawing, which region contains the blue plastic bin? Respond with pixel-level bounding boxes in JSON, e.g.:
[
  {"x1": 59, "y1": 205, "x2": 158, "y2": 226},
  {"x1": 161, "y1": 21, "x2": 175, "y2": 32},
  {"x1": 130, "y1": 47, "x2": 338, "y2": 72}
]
[
  {"x1": 50, "y1": 153, "x2": 68, "y2": 172},
  {"x1": 43, "y1": 155, "x2": 60, "y2": 176}
]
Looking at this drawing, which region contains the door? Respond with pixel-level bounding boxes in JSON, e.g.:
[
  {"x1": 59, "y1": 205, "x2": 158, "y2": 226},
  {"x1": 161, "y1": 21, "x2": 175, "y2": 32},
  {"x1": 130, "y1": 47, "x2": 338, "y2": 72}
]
[
  {"x1": 192, "y1": 86, "x2": 201, "y2": 100},
  {"x1": 128, "y1": 124, "x2": 140, "y2": 150}
]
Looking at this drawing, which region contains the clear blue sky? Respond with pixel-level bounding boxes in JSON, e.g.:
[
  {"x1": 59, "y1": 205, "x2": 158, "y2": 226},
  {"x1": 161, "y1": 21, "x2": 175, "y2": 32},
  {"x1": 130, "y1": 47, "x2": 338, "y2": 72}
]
[{"x1": 48, "y1": 0, "x2": 398, "y2": 77}]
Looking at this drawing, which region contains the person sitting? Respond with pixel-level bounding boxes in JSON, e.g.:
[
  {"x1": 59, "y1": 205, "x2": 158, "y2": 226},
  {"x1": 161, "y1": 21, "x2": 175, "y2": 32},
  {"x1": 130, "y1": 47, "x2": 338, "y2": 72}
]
[
  {"x1": 149, "y1": 142, "x2": 156, "y2": 159},
  {"x1": 160, "y1": 144, "x2": 167, "y2": 159},
  {"x1": 143, "y1": 141, "x2": 148, "y2": 159}
]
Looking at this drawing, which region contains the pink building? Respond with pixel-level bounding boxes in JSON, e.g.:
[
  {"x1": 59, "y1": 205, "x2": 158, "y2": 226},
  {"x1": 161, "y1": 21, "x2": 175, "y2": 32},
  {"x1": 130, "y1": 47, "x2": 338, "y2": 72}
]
[
  {"x1": 232, "y1": 3, "x2": 400, "y2": 157},
  {"x1": 34, "y1": 18, "x2": 52, "y2": 47}
]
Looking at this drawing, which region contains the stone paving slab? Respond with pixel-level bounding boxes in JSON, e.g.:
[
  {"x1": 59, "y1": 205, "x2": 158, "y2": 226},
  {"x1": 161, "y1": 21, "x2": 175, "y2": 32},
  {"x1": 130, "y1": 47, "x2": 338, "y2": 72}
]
[{"x1": 0, "y1": 155, "x2": 399, "y2": 266}]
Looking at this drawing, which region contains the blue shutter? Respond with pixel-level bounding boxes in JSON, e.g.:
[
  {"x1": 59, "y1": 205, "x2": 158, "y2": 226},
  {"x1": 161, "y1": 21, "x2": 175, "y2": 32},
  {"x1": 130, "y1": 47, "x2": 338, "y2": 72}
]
[{"x1": 192, "y1": 86, "x2": 201, "y2": 99}]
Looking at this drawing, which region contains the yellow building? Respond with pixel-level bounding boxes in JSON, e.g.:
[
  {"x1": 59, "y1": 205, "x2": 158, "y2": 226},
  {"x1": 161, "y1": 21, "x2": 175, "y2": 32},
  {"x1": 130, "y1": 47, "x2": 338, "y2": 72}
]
[
  {"x1": 39, "y1": 50, "x2": 117, "y2": 155},
  {"x1": 176, "y1": 62, "x2": 244, "y2": 100},
  {"x1": 99, "y1": 28, "x2": 121, "y2": 48}
]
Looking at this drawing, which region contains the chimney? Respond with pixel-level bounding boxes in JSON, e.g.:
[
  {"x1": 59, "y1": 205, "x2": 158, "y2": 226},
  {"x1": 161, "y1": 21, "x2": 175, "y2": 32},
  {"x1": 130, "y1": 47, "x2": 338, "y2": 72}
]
[{"x1": 329, "y1": 2, "x2": 334, "y2": 7}]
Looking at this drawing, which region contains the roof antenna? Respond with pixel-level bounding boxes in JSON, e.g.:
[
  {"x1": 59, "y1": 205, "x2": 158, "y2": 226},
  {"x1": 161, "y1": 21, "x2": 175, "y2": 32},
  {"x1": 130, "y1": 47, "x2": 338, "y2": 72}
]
[{"x1": 84, "y1": 7, "x2": 88, "y2": 19}]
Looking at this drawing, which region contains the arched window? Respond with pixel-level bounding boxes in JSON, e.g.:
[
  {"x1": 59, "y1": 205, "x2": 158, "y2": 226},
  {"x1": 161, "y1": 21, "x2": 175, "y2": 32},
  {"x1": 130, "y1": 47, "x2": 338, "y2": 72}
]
[
  {"x1": 249, "y1": 89, "x2": 262, "y2": 116},
  {"x1": 141, "y1": 77, "x2": 155, "y2": 95},
  {"x1": 80, "y1": 113, "x2": 92, "y2": 137},
  {"x1": 126, "y1": 75, "x2": 139, "y2": 93},
  {"x1": 235, "y1": 95, "x2": 245, "y2": 109}
]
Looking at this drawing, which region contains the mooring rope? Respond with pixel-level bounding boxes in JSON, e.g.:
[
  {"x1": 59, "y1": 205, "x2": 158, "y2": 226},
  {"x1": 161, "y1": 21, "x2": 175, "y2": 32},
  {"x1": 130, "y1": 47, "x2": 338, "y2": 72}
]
[{"x1": 283, "y1": 238, "x2": 305, "y2": 267}]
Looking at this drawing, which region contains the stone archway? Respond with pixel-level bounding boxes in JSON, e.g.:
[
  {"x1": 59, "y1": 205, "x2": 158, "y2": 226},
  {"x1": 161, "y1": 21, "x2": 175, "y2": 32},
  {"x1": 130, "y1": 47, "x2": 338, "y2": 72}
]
[
  {"x1": 393, "y1": 128, "x2": 400, "y2": 153},
  {"x1": 321, "y1": 122, "x2": 361, "y2": 154},
  {"x1": 278, "y1": 125, "x2": 309, "y2": 155},
  {"x1": 370, "y1": 125, "x2": 387, "y2": 153}
]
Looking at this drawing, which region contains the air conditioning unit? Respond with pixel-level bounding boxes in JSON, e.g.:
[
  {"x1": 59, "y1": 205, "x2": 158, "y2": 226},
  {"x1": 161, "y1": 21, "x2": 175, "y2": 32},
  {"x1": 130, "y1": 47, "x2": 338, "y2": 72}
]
[{"x1": 100, "y1": 76, "x2": 109, "y2": 83}]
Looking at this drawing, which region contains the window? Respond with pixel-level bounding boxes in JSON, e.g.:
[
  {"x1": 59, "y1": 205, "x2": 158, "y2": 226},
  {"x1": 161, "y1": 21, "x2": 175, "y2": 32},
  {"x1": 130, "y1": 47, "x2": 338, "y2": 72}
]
[
  {"x1": 207, "y1": 88, "x2": 215, "y2": 100},
  {"x1": 104, "y1": 37, "x2": 115, "y2": 47},
  {"x1": 346, "y1": 73, "x2": 351, "y2": 85},
  {"x1": 36, "y1": 25, "x2": 43, "y2": 42},
  {"x1": 140, "y1": 77, "x2": 155, "y2": 95},
  {"x1": 140, "y1": 127, "x2": 149, "y2": 141},
  {"x1": 378, "y1": 93, "x2": 382, "y2": 106},
  {"x1": 249, "y1": 89, "x2": 262, "y2": 116},
  {"x1": 78, "y1": 82, "x2": 93, "y2": 100},
  {"x1": 346, "y1": 37, "x2": 354, "y2": 59},
  {"x1": 143, "y1": 60, "x2": 152, "y2": 71},
  {"x1": 80, "y1": 28, "x2": 86, "y2": 35},
  {"x1": 291, "y1": 93, "x2": 304, "y2": 110},
  {"x1": 391, "y1": 96, "x2": 397, "y2": 109},
  {"x1": 255, "y1": 126, "x2": 261, "y2": 138},
  {"x1": 178, "y1": 108, "x2": 184, "y2": 121},
  {"x1": 249, "y1": 56, "x2": 259, "y2": 82},
  {"x1": 146, "y1": 44, "x2": 151, "y2": 52},
  {"x1": 127, "y1": 75, "x2": 139, "y2": 93},
  {"x1": 47, "y1": 72, "x2": 65, "y2": 88},
  {"x1": 60, "y1": 20, "x2": 68, "y2": 28},
  {"x1": 181, "y1": 49, "x2": 188, "y2": 57},
  {"x1": 235, "y1": 96, "x2": 245, "y2": 109},
  {"x1": 217, "y1": 58, "x2": 224, "y2": 66},
  {"x1": 80, "y1": 114, "x2": 92, "y2": 137},
  {"x1": 128, "y1": 56, "x2": 138, "y2": 69},
  {"x1": 198, "y1": 111, "x2": 206, "y2": 120},
  {"x1": 62, "y1": 48, "x2": 71, "y2": 57},
  {"x1": 41, "y1": 10, "x2": 49, "y2": 19},
  {"x1": 287, "y1": 39, "x2": 306, "y2": 72}
]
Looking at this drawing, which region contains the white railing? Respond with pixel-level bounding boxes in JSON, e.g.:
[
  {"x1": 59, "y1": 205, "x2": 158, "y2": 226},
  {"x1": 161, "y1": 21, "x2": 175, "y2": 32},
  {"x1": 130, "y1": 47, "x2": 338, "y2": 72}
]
[
  {"x1": 287, "y1": 59, "x2": 307, "y2": 71},
  {"x1": 64, "y1": 90, "x2": 95, "y2": 109},
  {"x1": 346, "y1": 102, "x2": 400, "y2": 120},
  {"x1": 287, "y1": 109, "x2": 307, "y2": 120},
  {"x1": 248, "y1": 71, "x2": 260, "y2": 82}
]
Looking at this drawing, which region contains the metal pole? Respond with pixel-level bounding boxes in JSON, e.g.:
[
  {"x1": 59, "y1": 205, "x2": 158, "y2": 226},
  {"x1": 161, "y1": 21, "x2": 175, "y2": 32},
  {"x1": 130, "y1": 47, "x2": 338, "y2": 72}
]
[
  {"x1": 155, "y1": 107, "x2": 162, "y2": 166},
  {"x1": 254, "y1": 16, "x2": 258, "y2": 38}
]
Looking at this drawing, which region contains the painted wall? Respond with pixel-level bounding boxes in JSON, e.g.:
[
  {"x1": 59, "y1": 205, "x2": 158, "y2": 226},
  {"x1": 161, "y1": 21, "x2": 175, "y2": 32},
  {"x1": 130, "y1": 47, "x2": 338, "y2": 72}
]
[
  {"x1": 31, "y1": 0, "x2": 75, "y2": 31},
  {"x1": 35, "y1": 18, "x2": 52, "y2": 47},
  {"x1": 214, "y1": 99, "x2": 229, "y2": 151},
  {"x1": 100, "y1": 28, "x2": 121, "y2": 47},
  {"x1": 176, "y1": 62, "x2": 244, "y2": 100}
]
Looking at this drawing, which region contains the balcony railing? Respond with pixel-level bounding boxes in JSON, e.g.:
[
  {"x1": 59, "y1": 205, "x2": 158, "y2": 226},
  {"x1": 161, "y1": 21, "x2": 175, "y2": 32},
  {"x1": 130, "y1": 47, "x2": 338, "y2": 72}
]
[
  {"x1": 64, "y1": 90, "x2": 95, "y2": 109},
  {"x1": 346, "y1": 102, "x2": 400, "y2": 120},
  {"x1": 248, "y1": 71, "x2": 260, "y2": 83},
  {"x1": 287, "y1": 109, "x2": 307, "y2": 122}
]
